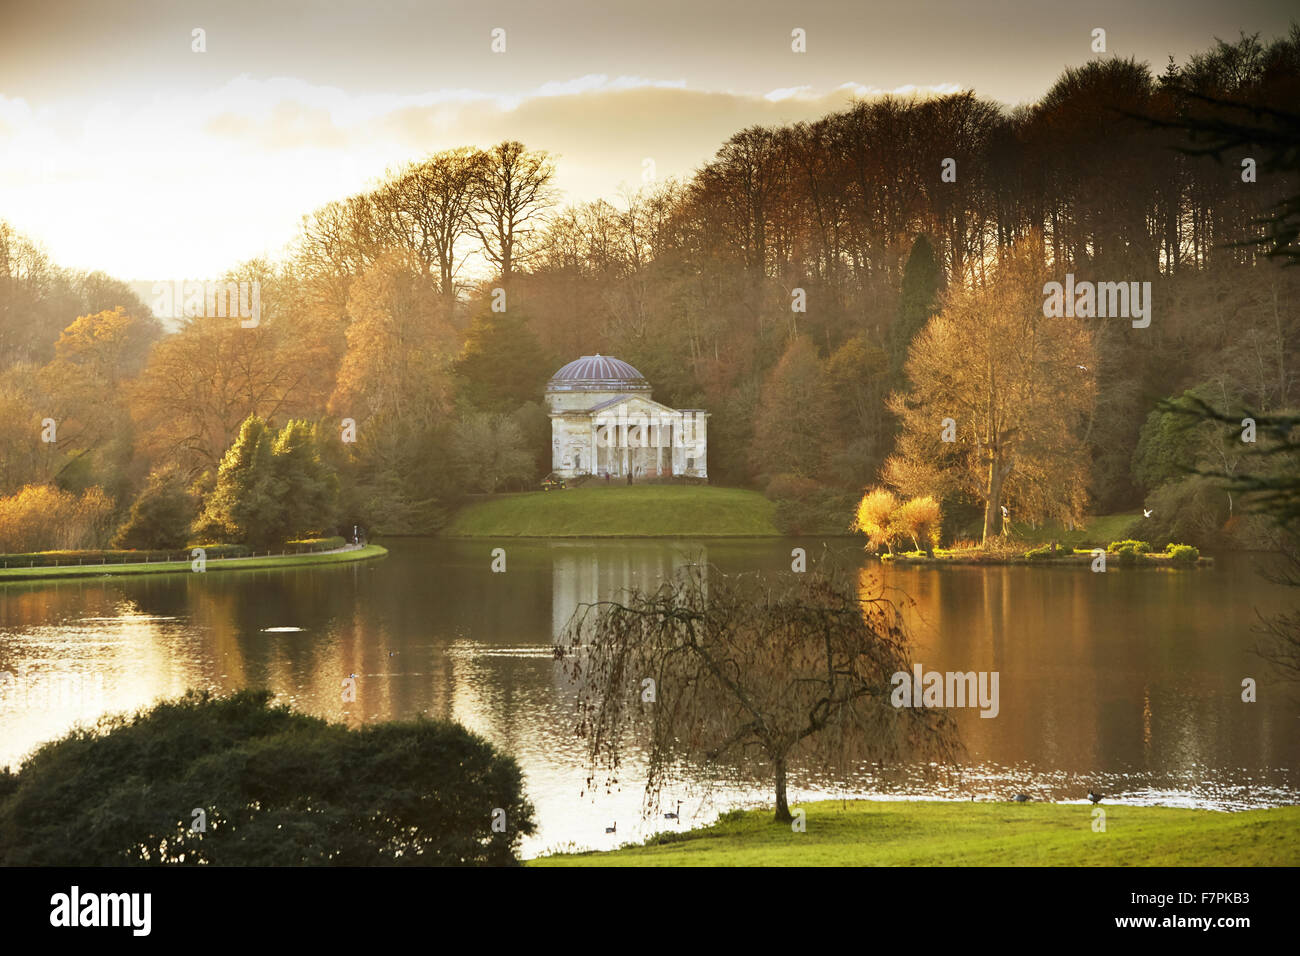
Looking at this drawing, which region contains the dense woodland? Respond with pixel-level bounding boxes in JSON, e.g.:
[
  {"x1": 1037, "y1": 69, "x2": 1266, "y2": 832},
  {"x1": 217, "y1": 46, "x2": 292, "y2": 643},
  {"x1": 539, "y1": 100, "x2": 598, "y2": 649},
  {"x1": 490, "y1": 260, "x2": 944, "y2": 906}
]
[{"x1": 1, "y1": 28, "x2": 1297, "y2": 549}]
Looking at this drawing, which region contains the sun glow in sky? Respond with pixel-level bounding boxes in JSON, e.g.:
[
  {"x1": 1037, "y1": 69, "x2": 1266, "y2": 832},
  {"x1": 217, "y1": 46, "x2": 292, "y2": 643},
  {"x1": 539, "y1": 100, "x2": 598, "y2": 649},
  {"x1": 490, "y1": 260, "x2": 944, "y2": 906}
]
[{"x1": 1, "y1": 0, "x2": 1293, "y2": 280}]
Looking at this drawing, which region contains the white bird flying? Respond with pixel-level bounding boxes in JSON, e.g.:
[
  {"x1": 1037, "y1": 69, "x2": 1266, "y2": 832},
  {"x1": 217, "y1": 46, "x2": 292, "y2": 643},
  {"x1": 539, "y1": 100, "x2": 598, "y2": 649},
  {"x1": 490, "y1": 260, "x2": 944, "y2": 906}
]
[{"x1": 1143, "y1": 508, "x2": 1153, "y2": 518}]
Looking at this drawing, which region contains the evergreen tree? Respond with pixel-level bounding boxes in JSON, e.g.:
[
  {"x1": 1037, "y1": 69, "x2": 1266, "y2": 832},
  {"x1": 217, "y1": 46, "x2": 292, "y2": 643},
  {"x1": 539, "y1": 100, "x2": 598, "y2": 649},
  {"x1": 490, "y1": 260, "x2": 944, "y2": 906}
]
[
  {"x1": 273, "y1": 420, "x2": 339, "y2": 539},
  {"x1": 889, "y1": 235, "x2": 943, "y2": 383},
  {"x1": 453, "y1": 305, "x2": 550, "y2": 413},
  {"x1": 196, "y1": 416, "x2": 337, "y2": 548},
  {"x1": 194, "y1": 416, "x2": 280, "y2": 547}
]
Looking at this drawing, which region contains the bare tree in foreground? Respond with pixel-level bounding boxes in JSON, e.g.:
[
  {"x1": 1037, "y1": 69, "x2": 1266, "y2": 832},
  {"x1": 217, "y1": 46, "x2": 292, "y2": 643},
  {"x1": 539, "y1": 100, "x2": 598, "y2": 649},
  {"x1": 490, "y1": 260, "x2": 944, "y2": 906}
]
[{"x1": 558, "y1": 567, "x2": 961, "y2": 823}]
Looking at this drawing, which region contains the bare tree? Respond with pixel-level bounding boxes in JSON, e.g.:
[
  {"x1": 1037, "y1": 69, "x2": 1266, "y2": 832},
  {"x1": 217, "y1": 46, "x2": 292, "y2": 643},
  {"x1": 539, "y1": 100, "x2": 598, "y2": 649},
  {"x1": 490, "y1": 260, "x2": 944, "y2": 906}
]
[
  {"x1": 376, "y1": 148, "x2": 488, "y2": 305},
  {"x1": 472, "y1": 141, "x2": 558, "y2": 282},
  {"x1": 558, "y1": 567, "x2": 960, "y2": 823}
]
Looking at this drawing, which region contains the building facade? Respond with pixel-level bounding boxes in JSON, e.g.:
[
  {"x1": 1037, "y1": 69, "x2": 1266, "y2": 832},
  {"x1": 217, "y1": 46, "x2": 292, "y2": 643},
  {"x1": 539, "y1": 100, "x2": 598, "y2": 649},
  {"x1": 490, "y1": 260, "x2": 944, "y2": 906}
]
[{"x1": 545, "y1": 354, "x2": 708, "y2": 480}]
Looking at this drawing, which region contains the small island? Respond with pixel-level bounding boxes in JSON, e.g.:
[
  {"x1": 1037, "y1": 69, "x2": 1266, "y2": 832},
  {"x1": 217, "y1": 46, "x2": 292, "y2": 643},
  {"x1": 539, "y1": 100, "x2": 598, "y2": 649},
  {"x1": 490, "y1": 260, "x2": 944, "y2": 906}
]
[{"x1": 880, "y1": 540, "x2": 1209, "y2": 568}]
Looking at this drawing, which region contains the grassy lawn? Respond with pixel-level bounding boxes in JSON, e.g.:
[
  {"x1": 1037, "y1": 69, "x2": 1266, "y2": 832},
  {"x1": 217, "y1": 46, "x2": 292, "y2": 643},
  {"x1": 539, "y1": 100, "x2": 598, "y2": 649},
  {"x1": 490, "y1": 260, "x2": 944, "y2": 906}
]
[
  {"x1": 0, "y1": 544, "x2": 387, "y2": 581},
  {"x1": 444, "y1": 485, "x2": 779, "y2": 537},
  {"x1": 531, "y1": 800, "x2": 1300, "y2": 867},
  {"x1": 1008, "y1": 512, "x2": 1140, "y2": 549}
]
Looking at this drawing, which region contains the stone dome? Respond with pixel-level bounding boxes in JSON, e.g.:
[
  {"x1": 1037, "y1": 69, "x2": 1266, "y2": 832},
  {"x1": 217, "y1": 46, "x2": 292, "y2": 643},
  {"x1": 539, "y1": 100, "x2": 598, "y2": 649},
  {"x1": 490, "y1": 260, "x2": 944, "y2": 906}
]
[{"x1": 546, "y1": 354, "x2": 650, "y2": 393}]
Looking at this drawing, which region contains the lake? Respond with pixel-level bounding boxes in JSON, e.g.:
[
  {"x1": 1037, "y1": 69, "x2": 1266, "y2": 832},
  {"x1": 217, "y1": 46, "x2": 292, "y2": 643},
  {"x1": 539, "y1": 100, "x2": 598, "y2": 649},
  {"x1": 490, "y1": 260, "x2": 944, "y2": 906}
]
[{"x1": 1, "y1": 537, "x2": 1296, "y2": 857}]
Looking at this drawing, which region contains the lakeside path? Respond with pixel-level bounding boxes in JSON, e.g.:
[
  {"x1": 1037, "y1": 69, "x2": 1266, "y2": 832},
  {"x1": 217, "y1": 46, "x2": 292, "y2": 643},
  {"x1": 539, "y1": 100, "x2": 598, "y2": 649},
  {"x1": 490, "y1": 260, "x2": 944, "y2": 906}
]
[
  {"x1": 0, "y1": 543, "x2": 388, "y2": 582},
  {"x1": 531, "y1": 800, "x2": 1300, "y2": 867}
]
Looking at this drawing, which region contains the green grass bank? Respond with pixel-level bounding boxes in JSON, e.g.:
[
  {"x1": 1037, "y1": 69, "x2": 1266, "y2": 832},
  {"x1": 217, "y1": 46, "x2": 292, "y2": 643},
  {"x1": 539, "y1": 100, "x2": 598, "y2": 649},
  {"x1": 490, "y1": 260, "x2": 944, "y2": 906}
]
[
  {"x1": 0, "y1": 544, "x2": 387, "y2": 581},
  {"x1": 532, "y1": 800, "x2": 1299, "y2": 866},
  {"x1": 444, "y1": 485, "x2": 779, "y2": 537}
]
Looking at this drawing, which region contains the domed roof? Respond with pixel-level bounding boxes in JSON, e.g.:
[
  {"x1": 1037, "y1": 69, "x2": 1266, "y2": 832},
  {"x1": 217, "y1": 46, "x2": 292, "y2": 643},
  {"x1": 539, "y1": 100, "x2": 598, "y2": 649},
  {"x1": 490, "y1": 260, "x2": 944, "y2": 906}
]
[{"x1": 547, "y1": 354, "x2": 650, "y2": 391}]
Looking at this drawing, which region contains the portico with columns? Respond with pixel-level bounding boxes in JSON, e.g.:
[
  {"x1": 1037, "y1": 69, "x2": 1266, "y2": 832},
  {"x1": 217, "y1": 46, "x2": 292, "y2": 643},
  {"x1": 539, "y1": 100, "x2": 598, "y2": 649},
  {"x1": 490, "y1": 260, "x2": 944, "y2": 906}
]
[{"x1": 545, "y1": 355, "x2": 708, "y2": 480}]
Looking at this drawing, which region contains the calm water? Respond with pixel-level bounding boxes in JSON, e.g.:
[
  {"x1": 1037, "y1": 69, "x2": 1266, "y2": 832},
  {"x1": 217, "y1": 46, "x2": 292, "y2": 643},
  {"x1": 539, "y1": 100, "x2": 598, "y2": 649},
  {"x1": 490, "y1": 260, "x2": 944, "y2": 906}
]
[{"x1": 1, "y1": 538, "x2": 1297, "y2": 857}]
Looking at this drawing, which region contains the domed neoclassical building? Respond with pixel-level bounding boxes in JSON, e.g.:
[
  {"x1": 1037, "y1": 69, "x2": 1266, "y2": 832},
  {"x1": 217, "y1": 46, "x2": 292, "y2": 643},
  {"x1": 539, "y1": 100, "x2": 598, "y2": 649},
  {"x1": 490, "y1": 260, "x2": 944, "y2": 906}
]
[{"x1": 545, "y1": 354, "x2": 708, "y2": 480}]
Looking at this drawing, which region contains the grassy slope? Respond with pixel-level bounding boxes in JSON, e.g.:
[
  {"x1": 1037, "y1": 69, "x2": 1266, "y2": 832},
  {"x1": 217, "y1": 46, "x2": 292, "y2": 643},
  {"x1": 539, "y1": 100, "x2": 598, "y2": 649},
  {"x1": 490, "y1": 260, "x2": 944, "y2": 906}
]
[
  {"x1": 0, "y1": 544, "x2": 387, "y2": 581},
  {"x1": 532, "y1": 800, "x2": 1300, "y2": 867},
  {"x1": 444, "y1": 485, "x2": 779, "y2": 537}
]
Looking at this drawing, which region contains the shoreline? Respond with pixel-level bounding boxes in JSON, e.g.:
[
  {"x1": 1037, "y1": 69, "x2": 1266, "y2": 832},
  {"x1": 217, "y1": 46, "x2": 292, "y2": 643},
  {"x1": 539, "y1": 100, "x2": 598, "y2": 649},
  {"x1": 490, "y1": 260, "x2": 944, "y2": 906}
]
[
  {"x1": 530, "y1": 798, "x2": 1300, "y2": 867},
  {"x1": 880, "y1": 552, "x2": 1213, "y2": 568},
  {"x1": 0, "y1": 544, "x2": 388, "y2": 582}
]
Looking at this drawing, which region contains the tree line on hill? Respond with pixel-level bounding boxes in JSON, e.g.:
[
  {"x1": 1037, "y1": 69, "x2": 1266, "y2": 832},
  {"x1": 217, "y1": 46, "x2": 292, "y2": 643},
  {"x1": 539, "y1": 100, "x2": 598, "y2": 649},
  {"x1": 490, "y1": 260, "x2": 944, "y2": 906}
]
[{"x1": 0, "y1": 27, "x2": 1297, "y2": 550}]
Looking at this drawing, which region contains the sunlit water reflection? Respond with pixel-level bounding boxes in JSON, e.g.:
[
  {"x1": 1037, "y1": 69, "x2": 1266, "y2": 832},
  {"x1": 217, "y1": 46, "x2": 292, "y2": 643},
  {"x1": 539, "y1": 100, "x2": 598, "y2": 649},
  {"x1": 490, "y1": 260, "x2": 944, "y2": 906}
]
[{"x1": 0, "y1": 538, "x2": 1296, "y2": 858}]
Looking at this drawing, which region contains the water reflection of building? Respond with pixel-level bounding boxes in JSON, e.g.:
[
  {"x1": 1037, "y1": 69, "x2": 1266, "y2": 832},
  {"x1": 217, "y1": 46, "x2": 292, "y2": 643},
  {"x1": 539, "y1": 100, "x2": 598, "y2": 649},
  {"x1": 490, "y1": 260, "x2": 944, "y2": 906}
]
[{"x1": 550, "y1": 542, "x2": 708, "y2": 642}]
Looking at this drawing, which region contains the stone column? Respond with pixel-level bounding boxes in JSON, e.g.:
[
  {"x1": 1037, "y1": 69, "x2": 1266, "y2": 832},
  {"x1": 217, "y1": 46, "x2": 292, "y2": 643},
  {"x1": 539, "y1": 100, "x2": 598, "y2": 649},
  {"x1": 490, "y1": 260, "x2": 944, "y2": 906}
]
[
  {"x1": 590, "y1": 422, "x2": 598, "y2": 477},
  {"x1": 696, "y1": 414, "x2": 708, "y2": 477}
]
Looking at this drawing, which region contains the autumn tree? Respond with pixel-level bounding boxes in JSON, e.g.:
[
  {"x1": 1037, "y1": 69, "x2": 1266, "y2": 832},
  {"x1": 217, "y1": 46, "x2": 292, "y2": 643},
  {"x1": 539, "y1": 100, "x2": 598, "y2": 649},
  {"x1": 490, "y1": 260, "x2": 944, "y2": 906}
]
[
  {"x1": 853, "y1": 487, "x2": 901, "y2": 554},
  {"x1": 0, "y1": 371, "x2": 46, "y2": 494},
  {"x1": 891, "y1": 495, "x2": 943, "y2": 554},
  {"x1": 751, "y1": 336, "x2": 834, "y2": 480},
  {"x1": 130, "y1": 315, "x2": 318, "y2": 478},
  {"x1": 328, "y1": 253, "x2": 457, "y2": 534},
  {"x1": 885, "y1": 237, "x2": 1096, "y2": 544},
  {"x1": 825, "y1": 336, "x2": 892, "y2": 485},
  {"x1": 0, "y1": 222, "x2": 59, "y2": 367},
  {"x1": 38, "y1": 308, "x2": 150, "y2": 494},
  {"x1": 331, "y1": 251, "x2": 454, "y2": 427},
  {"x1": 0, "y1": 484, "x2": 115, "y2": 553},
  {"x1": 558, "y1": 568, "x2": 959, "y2": 823}
]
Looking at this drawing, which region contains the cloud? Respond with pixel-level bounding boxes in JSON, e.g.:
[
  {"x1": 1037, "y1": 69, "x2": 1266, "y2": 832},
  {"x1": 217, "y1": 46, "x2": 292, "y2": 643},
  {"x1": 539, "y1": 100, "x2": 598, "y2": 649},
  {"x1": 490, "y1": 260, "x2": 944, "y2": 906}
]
[{"x1": 0, "y1": 73, "x2": 967, "y2": 277}]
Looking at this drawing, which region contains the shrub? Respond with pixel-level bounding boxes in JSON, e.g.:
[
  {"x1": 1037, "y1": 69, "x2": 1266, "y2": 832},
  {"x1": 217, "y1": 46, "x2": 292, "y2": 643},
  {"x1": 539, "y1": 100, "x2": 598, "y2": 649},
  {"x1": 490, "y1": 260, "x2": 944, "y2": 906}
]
[
  {"x1": 0, "y1": 545, "x2": 251, "y2": 569},
  {"x1": 1112, "y1": 542, "x2": 1142, "y2": 565},
  {"x1": 1107, "y1": 539, "x2": 1152, "y2": 553},
  {"x1": 0, "y1": 485, "x2": 115, "y2": 553},
  {"x1": 0, "y1": 690, "x2": 535, "y2": 866},
  {"x1": 772, "y1": 492, "x2": 858, "y2": 535},
  {"x1": 1024, "y1": 545, "x2": 1054, "y2": 561},
  {"x1": 289, "y1": 536, "x2": 347, "y2": 551},
  {"x1": 112, "y1": 468, "x2": 197, "y2": 550},
  {"x1": 1166, "y1": 543, "x2": 1200, "y2": 565}
]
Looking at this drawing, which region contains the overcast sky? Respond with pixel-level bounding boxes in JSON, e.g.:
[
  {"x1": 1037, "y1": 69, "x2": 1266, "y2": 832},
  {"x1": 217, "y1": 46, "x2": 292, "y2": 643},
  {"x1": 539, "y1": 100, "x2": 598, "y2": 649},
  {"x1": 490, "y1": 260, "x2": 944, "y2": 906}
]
[{"x1": 1, "y1": 0, "x2": 1294, "y2": 279}]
